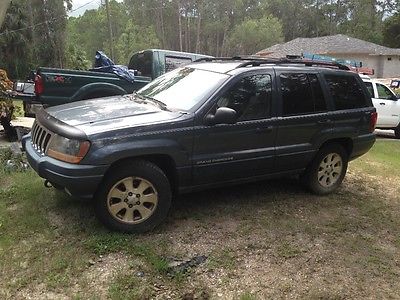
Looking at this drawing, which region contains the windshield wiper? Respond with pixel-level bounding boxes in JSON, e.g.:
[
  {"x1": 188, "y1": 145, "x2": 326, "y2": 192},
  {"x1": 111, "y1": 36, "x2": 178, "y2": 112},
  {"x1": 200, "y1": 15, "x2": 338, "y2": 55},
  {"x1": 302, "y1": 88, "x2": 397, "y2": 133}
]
[{"x1": 133, "y1": 93, "x2": 169, "y2": 111}]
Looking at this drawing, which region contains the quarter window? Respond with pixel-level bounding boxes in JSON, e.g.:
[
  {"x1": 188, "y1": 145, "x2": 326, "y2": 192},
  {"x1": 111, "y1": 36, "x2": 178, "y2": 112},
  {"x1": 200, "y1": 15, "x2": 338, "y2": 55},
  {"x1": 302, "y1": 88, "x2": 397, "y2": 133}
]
[
  {"x1": 324, "y1": 74, "x2": 368, "y2": 110},
  {"x1": 280, "y1": 73, "x2": 327, "y2": 116},
  {"x1": 216, "y1": 74, "x2": 272, "y2": 121},
  {"x1": 165, "y1": 56, "x2": 192, "y2": 72}
]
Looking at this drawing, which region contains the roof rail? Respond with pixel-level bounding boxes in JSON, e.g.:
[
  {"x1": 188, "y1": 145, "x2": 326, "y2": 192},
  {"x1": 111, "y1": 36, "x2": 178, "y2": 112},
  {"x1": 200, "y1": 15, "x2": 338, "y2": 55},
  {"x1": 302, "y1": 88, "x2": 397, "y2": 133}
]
[
  {"x1": 193, "y1": 56, "x2": 350, "y2": 71},
  {"x1": 193, "y1": 56, "x2": 279, "y2": 63}
]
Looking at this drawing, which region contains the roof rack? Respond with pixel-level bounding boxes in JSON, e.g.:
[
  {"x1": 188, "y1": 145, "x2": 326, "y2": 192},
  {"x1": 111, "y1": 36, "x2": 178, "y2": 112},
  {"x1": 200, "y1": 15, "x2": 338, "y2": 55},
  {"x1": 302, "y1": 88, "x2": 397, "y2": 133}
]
[{"x1": 193, "y1": 56, "x2": 350, "y2": 71}]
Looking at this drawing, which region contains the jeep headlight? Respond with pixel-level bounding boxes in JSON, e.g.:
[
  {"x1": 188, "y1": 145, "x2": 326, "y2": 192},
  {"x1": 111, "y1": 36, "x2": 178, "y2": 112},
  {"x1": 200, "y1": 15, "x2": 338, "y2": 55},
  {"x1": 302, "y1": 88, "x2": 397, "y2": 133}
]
[{"x1": 47, "y1": 135, "x2": 90, "y2": 164}]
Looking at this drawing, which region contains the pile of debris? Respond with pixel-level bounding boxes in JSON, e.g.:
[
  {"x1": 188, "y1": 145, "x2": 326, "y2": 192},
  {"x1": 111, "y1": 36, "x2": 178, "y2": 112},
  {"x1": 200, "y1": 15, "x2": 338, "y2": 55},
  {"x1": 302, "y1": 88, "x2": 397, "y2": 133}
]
[{"x1": 0, "y1": 69, "x2": 17, "y2": 141}]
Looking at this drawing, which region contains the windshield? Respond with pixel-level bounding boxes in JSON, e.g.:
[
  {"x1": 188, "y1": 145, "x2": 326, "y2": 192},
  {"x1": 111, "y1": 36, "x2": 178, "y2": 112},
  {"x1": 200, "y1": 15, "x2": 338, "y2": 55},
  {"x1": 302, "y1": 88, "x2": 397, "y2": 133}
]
[{"x1": 137, "y1": 67, "x2": 230, "y2": 111}]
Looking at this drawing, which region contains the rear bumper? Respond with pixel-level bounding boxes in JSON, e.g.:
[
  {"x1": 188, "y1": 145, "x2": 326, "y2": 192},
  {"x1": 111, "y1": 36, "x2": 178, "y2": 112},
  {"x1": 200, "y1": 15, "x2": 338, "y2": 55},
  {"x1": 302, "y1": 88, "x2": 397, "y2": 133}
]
[
  {"x1": 350, "y1": 133, "x2": 376, "y2": 160},
  {"x1": 23, "y1": 134, "x2": 108, "y2": 199}
]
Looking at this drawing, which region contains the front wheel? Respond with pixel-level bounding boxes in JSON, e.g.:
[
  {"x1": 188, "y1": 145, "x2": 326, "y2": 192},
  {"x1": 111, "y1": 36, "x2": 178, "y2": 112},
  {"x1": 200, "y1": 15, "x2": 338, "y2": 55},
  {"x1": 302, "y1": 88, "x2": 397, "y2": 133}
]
[
  {"x1": 94, "y1": 160, "x2": 172, "y2": 233},
  {"x1": 301, "y1": 144, "x2": 348, "y2": 195}
]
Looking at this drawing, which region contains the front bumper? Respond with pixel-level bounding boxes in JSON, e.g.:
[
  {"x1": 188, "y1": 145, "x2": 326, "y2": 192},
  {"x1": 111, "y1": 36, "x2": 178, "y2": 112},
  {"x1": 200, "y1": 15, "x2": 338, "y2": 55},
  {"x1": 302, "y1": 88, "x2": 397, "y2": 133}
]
[{"x1": 23, "y1": 134, "x2": 108, "y2": 199}]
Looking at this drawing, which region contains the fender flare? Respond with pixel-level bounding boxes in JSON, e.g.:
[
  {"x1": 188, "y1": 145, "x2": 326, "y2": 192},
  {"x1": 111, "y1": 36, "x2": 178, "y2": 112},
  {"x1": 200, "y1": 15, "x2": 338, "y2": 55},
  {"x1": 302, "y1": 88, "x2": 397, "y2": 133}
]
[{"x1": 71, "y1": 83, "x2": 127, "y2": 101}]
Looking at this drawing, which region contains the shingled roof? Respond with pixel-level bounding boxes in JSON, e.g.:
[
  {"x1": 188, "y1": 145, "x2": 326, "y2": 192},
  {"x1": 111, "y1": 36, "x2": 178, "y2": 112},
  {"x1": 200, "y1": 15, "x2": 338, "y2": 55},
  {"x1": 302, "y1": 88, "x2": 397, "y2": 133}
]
[{"x1": 256, "y1": 34, "x2": 400, "y2": 57}]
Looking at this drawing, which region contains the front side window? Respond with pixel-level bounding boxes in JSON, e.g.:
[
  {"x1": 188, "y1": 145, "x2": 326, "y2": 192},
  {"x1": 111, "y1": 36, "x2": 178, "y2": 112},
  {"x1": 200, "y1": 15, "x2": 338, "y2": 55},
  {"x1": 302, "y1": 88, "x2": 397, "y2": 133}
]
[
  {"x1": 137, "y1": 67, "x2": 229, "y2": 111},
  {"x1": 324, "y1": 74, "x2": 368, "y2": 110},
  {"x1": 215, "y1": 74, "x2": 272, "y2": 121},
  {"x1": 376, "y1": 83, "x2": 395, "y2": 100},
  {"x1": 280, "y1": 73, "x2": 327, "y2": 116}
]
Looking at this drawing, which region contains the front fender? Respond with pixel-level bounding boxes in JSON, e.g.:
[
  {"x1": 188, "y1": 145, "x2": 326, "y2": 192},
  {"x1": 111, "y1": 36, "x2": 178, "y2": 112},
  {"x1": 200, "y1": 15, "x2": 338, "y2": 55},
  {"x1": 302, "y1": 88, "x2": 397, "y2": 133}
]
[{"x1": 85, "y1": 138, "x2": 189, "y2": 167}]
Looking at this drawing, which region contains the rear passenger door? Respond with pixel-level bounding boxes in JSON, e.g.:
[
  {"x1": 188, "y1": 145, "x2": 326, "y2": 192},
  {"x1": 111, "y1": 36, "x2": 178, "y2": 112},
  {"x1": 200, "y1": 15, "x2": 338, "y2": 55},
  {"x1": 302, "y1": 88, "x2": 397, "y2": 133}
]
[
  {"x1": 275, "y1": 72, "x2": 332, "y2": 172},
  {"x1": 373, "y1": 83, "x2": 399, "y2": 127}
]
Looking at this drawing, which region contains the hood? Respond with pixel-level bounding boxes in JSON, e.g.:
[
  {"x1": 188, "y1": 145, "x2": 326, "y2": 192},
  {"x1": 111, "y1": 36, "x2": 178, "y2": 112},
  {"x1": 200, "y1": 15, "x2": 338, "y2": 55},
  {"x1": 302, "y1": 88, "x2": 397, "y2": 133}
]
[{"x1": 45, "y1": 95, "x2": 183, "y2": 135}]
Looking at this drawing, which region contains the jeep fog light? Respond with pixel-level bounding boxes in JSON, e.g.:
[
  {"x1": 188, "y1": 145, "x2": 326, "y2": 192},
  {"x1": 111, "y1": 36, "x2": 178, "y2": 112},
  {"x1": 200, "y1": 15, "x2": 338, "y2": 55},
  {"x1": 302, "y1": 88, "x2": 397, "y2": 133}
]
[{"x1": 47, "y1": 135, "x2": 90, "y2": 164}]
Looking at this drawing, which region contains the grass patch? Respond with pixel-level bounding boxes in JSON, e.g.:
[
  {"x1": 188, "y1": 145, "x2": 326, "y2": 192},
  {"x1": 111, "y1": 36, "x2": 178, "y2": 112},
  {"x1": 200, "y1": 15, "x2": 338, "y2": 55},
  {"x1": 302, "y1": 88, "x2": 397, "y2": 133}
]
[
  {"x1": 85, "y1": 234, "x2": 169, "y2": 274},
  {"x1": 240, "y1": 292, "x2": 257, "y2": 300},
  {"x1": 276, "y1": 241, "x2": 302, "y2": 259},
  {"x1": 108, "y1": 273, "x2": 151, "y2": 300},
  {"x1": 351, "y1": 141, "x2": 400, "y2": 177},
  {"x1": 208, "y1": 249, "x2": 236, "y2": 270},
  {"x1": 1, "y1": 140, "x2": 400, "y2": 298}
]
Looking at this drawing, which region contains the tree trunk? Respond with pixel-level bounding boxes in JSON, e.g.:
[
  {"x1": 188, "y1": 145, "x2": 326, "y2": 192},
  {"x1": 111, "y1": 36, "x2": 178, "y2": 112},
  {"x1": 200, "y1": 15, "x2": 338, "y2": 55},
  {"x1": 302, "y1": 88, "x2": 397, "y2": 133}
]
[
  {"x1": 187, "y1": 10, "x2": 190, "y2": 52},
  {"x1": 160, "y1": 6, "x2": 166, "y2": 48},
  {"x1": 216, "y1": 31, "x2": 219, "y2": 57},
  {"x1": 177, "y1": 2, "x2": 183, "y2": 51},
  {"x1": 195, "y1": 10, "x2": 201, "y2": 53}
]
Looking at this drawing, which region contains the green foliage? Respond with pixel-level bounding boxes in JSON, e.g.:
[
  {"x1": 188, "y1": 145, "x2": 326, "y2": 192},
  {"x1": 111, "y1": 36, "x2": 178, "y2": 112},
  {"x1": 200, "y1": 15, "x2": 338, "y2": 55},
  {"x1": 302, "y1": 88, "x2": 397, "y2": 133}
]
[
  {"x1": 65, "y1": 44, "x2": 91, "y2": 70},
  {"x1": 115, "y1": 21, "x2": 161, "y2": 64},
  {"x1": 383, "y1": 13, "x2": 400, "y2": 48},
  {"x1": 0, "y1": 0, "x2": 71, "y2": 79},
  {"x1": 1, "y1": 0, "x2": 400, "y2": 80},
  {"x1": 66, "y1": 1, "x2": 130, "y2": 64},
  {"x1": 339, "y1": 0, "x2": 384, "y2": 44},
  {"x1": 0, "y1": 0, "x2": 30, "y2": 79},
  {"x1": 228, "y1": 15, "x2": 283, "y2": 55}
]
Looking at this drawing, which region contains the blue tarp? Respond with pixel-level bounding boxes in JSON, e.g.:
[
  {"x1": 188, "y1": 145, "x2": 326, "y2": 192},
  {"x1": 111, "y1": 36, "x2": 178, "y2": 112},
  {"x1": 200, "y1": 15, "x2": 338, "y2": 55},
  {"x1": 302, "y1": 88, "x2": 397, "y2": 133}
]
[{"x1": 90, "y1": 51, "x2": 136, "y2": 83}]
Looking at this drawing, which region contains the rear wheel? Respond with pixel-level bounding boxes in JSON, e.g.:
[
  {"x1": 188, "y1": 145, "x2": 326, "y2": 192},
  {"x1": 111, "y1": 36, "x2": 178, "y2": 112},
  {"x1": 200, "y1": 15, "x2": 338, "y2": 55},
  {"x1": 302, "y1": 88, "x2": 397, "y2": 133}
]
[
  {"x1": 301, "y1": 144, "x2": 348, "y2": 195},
  {"x1": 95, "y1": 160, "x2": 171, "y2": 233}
]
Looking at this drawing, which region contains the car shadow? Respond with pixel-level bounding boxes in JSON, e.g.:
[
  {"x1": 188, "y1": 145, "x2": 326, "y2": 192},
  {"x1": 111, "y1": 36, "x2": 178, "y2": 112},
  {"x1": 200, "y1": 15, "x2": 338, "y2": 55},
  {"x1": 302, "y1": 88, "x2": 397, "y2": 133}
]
[{"x1": 51, "y1": 176, "x2": 321, "y2": 234}]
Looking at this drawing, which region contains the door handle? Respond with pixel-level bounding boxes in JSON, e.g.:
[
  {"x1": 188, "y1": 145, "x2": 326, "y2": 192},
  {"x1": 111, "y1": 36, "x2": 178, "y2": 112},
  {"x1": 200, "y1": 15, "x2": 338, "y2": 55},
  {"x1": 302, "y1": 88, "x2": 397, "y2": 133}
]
[
  {"x1": 317, "y1": 119, "x2": 332, "y2": 124},
  {"x1": 380, "y1": 102, "x2": 386, "y2": 105},
  {"x1": 256, "y1": 126, "x2": 273, "y2": 133}
]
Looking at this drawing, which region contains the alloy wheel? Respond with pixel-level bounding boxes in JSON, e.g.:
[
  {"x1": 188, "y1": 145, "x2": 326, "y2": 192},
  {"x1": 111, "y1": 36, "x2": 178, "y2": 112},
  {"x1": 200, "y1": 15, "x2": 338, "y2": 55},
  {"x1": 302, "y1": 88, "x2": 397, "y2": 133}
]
[
  {"x1": 107, "y1": 176, "x2": 158, "y2": 224},
  {"x1": 317, "y1": 153, "x2": 343, "y2": 188}
]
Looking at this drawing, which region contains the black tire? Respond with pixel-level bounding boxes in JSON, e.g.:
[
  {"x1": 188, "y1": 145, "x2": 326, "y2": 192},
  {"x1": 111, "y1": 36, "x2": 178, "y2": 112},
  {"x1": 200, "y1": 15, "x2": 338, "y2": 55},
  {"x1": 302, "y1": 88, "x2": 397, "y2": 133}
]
[
  {"x1": 301, "y1": 144, "x2": 348, "y2": 195},
  {"x1": 395, "y1": 125, "x2": 400, "y2": 139},
  {"x1": 94, "y1": 160, "x2": 172, "y2": 233}
]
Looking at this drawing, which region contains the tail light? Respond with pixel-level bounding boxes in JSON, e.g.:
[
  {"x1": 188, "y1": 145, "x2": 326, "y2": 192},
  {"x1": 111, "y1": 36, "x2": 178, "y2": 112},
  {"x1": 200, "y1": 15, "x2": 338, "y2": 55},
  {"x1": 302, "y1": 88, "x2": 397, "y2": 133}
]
[
  {"x1": 369, "y1": 111, "x2": 377, "y2": 133},
  {"x1": 34, "y1": 74, "x2": 44, "y2": 95}
]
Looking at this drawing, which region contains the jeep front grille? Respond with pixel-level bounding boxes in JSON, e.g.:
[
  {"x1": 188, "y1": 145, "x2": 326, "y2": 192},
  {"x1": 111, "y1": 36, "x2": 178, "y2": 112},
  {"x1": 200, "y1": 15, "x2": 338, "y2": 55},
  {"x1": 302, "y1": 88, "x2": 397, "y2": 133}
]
[{"x1": 31, "y1": 121, "x2": 52, "y2": 154}]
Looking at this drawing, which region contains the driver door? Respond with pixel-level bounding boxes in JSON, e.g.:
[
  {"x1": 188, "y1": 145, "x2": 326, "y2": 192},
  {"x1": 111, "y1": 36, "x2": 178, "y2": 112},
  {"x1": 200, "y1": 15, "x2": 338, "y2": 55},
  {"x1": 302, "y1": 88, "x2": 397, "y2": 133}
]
[{"x1": 191, "y1": 72, "x2": 277, "y2": 185}]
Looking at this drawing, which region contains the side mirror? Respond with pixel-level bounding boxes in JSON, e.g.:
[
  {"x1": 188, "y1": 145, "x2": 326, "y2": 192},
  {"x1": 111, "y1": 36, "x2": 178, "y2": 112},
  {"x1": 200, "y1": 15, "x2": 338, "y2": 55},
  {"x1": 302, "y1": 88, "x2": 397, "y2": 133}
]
[{"x1": 205, "y1": 107, "x2": 237, "y2": 125}]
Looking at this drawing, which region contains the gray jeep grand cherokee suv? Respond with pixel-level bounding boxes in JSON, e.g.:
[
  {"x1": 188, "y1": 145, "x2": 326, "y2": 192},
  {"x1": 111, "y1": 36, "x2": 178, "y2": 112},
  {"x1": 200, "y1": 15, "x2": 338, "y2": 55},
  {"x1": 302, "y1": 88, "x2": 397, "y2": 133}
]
[{"x1": 23, "y1": 57, "x2": 377, "y2": 233}]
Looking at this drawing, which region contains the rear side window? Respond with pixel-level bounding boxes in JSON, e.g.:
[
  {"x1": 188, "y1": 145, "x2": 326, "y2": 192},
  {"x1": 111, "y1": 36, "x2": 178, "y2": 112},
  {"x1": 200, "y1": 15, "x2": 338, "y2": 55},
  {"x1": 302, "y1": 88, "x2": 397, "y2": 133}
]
[
  {"x1": 128, "y1": 52, "x2": 153, "y2": 77},
  {"x1": 324, "y1": 74, "x2": 368, "y2": 110},
  {"x1": 280, "y1": 73, "x2": 327, "y2": 116},
  {"x1": 364, "y1": 82, "x2": 374, "y2": 98}
]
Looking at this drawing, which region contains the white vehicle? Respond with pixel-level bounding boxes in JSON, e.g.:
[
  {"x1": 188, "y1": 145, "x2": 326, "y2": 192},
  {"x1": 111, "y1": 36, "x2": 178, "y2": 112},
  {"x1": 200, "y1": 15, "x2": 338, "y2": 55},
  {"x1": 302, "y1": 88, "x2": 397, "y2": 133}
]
[{"x1": 361, "y1": 76, "x2": 400, "y2": 138}]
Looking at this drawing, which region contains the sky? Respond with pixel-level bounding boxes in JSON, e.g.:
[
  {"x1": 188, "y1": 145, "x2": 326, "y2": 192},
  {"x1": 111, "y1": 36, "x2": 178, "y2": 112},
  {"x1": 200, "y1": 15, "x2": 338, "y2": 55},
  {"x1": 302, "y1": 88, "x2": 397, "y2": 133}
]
[
  {"x1": 69, "y1": 0, "x2": 102, "y2": 17},
  {"x1": 69, "y1": 0, "x2": 123, "y2": 17}
]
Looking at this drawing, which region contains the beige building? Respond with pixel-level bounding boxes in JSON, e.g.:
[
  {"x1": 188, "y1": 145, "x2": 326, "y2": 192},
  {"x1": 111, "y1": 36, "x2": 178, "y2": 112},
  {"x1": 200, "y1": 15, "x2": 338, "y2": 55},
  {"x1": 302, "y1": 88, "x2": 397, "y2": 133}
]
[{"x1": 256, "y1": 34, "x2": 400, "y2": 78}]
